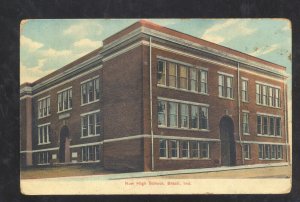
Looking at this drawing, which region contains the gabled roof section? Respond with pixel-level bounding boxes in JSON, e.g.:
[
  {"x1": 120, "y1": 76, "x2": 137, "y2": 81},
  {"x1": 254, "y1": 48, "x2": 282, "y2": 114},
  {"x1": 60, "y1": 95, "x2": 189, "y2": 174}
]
[{"x1": 103, "y1": 19, "x2": 286, "y2": 72}]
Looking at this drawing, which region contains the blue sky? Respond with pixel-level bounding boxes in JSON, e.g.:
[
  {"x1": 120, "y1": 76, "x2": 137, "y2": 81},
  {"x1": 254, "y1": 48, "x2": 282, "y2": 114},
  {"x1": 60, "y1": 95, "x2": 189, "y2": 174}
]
[{"x1": 20, "y1": 19, "x2": 291, "y2": 84}]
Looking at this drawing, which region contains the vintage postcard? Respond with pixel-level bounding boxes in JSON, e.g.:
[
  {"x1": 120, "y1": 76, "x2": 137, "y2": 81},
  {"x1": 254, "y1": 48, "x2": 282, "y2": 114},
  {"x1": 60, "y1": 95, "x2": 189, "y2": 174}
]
[{"x1": 20, "y1": 19, "x2": 292, "y2": 194}]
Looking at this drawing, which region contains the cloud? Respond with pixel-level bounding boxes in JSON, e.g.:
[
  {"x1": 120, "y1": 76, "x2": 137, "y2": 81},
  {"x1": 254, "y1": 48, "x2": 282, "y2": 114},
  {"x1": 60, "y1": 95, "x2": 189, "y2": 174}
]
[
  {"x1": 63, "y1": 21, "x2": 102, "y2": 37},
  {"x1": 201, "y1": 19, "x2": 257, "y2": 44},
  {"x1": 73, "y1": 38, "x2": 103, "y2": 49},
  {"x1": 20, "y1": 59, "x2": 53, "y2": 84},
  {"x1": 250, "y1": 44, "x2": 280, "y2": 56},
  {"x1": 41, "y1": 48, "x2": 72, "y2": 57},
  {"x1": 20, "y1": 35, "x2": 44, "y2": 52}
]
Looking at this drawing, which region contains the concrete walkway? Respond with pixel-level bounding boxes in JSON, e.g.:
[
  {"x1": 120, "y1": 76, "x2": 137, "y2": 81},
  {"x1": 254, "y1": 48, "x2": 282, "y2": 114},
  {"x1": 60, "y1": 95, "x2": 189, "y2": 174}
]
[{"x1": 21, "y1": 162, "x2": 290, "y2": 181}]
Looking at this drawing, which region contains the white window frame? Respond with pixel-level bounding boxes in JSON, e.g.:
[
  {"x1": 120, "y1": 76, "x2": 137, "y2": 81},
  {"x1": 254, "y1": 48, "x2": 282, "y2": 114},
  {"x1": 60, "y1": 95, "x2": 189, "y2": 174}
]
[
  {"x1": 81, "y1": 145, "x2": 100, "y2": 162},
  {"x1": 190, "y1": 141, "x2": 199, "y2": 158},
  {"x1": 200, "y1": 142, "x2": 209, "y2": 159},
  {"x1": 199, "y1": 69, "x2": 208, "y2": 94},
  {"x1": 170, "y1": 140, "x2": 179, "y2": 158},
  {"x1": 38, "y1": 96, "x2": 51, "y2": 119},
  {"x1": 181, "y1": 140, "x2": 189, "y2": 158},
  {"x1": 157, "y1": 60, "x2": 166, "y2": 86},
  {"x1": 158, "y1": 100, "x2": 167, "y2": 127},
  {"x1": 81, "y1": 76, "x2": 100, "y2": 106},
  {"x1": 168, "y1": 62, "x2": 177, "y2": 88},
  {"x1": 180, "y1": 103, "x2": 189, "y2": 129},
  {"x1": 37, "y1": 151, "x2": 50, "y2": 165},
  {"x1": 57, "y1": 87, "x2": 72, "y2": 113},
  {"x1": 38, "y1": 123, "x2": 51, "y2": 145},
  {"x1": 241, "y1": 79, "x2": 248, "y2": 102},
  {"x1": 243, "y1": 144, "x2": 251, "y2": 160},
  {"x1": 168, "y1": 102, "x2": 178, "y2": 128},
  {"x1": 179, "y1": 65, "x2": 188, "y2": 90},
  {"x1": 242, "y1": 112, "x2": 250, "y2": 135},
  {"x1": 159, "y1": 139, "x2": 168, "y2": 158},
  {"x1": 81, "y1": 110, "x2": 101, "y2": 138}
]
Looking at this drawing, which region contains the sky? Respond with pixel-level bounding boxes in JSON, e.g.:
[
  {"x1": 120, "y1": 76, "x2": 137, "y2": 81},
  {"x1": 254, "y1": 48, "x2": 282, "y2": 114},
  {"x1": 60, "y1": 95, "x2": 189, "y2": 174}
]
[{"x1": 20, "y1": 19, "x2": 291, "y2": 84}]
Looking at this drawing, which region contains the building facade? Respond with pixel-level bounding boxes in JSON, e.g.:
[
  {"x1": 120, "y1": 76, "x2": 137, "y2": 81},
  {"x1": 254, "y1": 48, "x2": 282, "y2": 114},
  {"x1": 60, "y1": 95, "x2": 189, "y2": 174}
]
[{"x1": 20, "y1": 20, "x2": 289, "y2": 171}]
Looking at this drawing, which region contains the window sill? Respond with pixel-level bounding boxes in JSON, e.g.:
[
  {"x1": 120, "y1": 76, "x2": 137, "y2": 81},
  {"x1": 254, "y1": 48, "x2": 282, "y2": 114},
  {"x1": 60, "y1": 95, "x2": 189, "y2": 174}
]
[
  {"x1": 256, "y1": 103, "x2": 281, "y2": 109},
  {"x1": 259, "y1": 158, "x2": 283, "y2": 161},
  {"x1": 257, "y1": 134, "x2": 282, "y2": 138},
  {"x1": 80, "y1": 160, "x2": 100, "y2": 163},
  {"x1": 81, "y1": 99, "x2": 100, "y2": 107},
  {"x1": 218, "y1": 96, "x2": 234, "y2": 101},
  {"x1": 38, "y1": 114, "x2": 51, "y2": 119},
  {"x1": 158, "y1": 126, "x2": 210, "y2": 132},
  {"x1": 81, "y1": 134, "x2": 100, "y2": 139},
  {"x1": 157, "y1": 84, "x2": 209, "y2": 96},
  {"x1": 159, "y1": 158, "x2": 211, "y2": 160},
  {"x1": 38, "y1": 142, "x2": 51, "y2": 145},
  {"x1": 242, "y1": 100, "x2": 249, "y2": 103},
  {"x1": 244, "y1": 158, "x2": 251, "y2": 160},
  {"x1": 57, "y1": 108, "x2": 72, "y2": 114},
  {"x1": 37, "y1": 163, "x2": 50, "y2": 165},
  {"x1": 243, "y1": 133, "x2": 250, "y2": 136}
]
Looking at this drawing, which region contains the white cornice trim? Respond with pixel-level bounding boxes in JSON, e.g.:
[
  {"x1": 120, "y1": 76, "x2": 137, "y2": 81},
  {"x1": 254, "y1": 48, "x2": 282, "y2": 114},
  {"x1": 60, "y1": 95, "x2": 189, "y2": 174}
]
[
  {"x1": 236, "y1": 140, "x2": 287, "y2": 145},
  {"x1": 103, "y1": 134, "x2": 151, "y2": 143},
  {"x1": 20, "y1": 147, "x2": 59, "y2": 153},
  {"x1": 157, "y1": 97, "x2": 210, "y2": 107},
  {"x1": 20, "y1": 95, "x2": 32, "y2": 100},
  {"x1": 70, "y1": 141, "x2": 103, "y2": 148},
  {"x1": 32, "y1": 65, "x2": 102, "y2": 98}
]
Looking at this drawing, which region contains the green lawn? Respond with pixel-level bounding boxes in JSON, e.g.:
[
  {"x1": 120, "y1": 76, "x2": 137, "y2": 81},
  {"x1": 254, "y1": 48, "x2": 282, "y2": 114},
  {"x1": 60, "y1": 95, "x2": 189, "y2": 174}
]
[{"x1": 20, "y1": 163, "x2": 115, "y2": 179}]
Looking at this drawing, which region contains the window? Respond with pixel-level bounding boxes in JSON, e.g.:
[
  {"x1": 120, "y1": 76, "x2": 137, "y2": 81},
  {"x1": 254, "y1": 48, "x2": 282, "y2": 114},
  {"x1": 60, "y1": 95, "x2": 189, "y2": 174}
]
[
  {"x1": 256, "y1": 84, "x2": 261, "y2": 104},
  {"x1": 170, "y1": 140, "x2": 179, "y2": 158},
  {"x1": 269, "y1": 117, "x2": 275, "y2": 136},
  {"x1": 200, "y1": 142, "x2": 209, "y2": 158},
  {"x1": 180, "y1": 104, "x2": 189, "y2": 128},
  {"x1": 265, "y1": 145, "x2": 270, "y2": 159},
  {"x1": 81, "y1": 145, "x2": 100, "y2": 162},
  {"x1": 58, "y1": 88, "x2": 72, "y2": 112},
  {"x1": 243, "y1": 144, "x2": 251, "y2": 159},
  {"x1": 275, "y1": 89, "x2": 280, "y2": 107},
  {"x1": 241, "y1": 80, "x2": 248, "y2": 102},
  {"x1": 159, "y1": 139, "x2": 168, "y2": 158},
  {"x1": 38, "y1": 124, "x2": 50, "y2": 145},
  {"x1": 199, "y1": 70, "x2": 208, "y2": 93},
  {"x1": 256, "y1": 83, "x2": 280, "y2": 108},
  {"x1": 169, "y1": 102, "x2": 178, "y2": 127},
  {"x1": 259, "y1": 144, "x2": 283, "y2": 160},
  {"x1": 191, "y1": 141, "x2": 199, "y2": 158},
  {"x1": 269, "y1": 88, "x2": 274, "y2": 106},
  {"x1": 37, "y1": 152, "x2": 50, "y2": 165},
  {"x1": 189, "y1": 68, "x2": 198, "y2": 92},
  {"x1": 259, "y1": 144, "x2": 264, "y2": 159},
  {"x1": 157, "y1": 60, "x2": 166, "y2": 85},
  {"x1": 81, "y1": 111, "x2": 101, "y2": 137},
  {"x1": 219, "y1": 74, "x2": 233, "y2": 98},
  {"x1": 181, "y1": 141, "x2": 189, "y2": 158},
  {"x1": 81, "y1": 77, "x2": 100, "y2": 105},
  {"x1": 179, "y1": 66, "x2": 188, "y2": 89},
  {"x1": 158, "y1": 100, "x2": 167, "y2": 126},
  {"x1": 257, "y1": 115, "x2": 262, "y2": 134},
  {"x1": 38, "y1": 97, "x2": 51, "y2": 118},
  {"x1": 275, "y1": 117, "x2": 281, "y2": 137},
  {"x1": 242, "y1": 112, "x2": 249, "y2": 134},
  {"x1": 257, "y1": 114, "x2": 281, "y2": 137},
  {"x1": 191, "y1": 105, "x2": 199, "y2": 129},
  {"x1": 168, "y1": 63, "x2": 177, "y2": 88},
  {"x1": 271, "y1": 145, "x2": 277, "y2": 159},
  {"x1": 277, "y1": 145, "x2": 283, "y2": 159},
  {"x1": 262, "y1": 85, "x2": 267, "y2": 105},
  {"x1": 218, "y1": 75, "x2": 225, "y2": 97},
  {"x1": 199, "y1": 106, "x2": 208, "y2": 129},
  {"x1": 263, "y1": 116, "x2": 268, "y2": 135}
]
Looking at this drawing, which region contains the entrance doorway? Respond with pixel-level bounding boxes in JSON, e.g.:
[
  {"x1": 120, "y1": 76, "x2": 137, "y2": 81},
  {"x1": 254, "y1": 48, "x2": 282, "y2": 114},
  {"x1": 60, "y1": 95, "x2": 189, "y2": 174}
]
[
  {"x1": 58, "y1": 125, "x2": 70, "y2": 163},
  {"x1": 219, "y1": 116, "x2": 236, "y2": 166}
]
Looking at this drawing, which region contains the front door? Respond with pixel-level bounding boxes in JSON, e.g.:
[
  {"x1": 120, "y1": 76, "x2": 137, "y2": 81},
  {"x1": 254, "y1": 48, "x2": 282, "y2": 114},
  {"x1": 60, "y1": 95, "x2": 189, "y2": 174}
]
[
  {"x1": 219, "y1": 116, "x2": 236, "y2": 166},
  {"x1": 58, "y1": 126, "x2": 70, "y2": 163}
]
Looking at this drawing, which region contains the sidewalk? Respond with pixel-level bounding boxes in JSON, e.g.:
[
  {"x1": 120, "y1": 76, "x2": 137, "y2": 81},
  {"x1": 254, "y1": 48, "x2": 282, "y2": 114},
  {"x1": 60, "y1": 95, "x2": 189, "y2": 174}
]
[{"x1": 21, "y1": 162, "x2": 290, "y2": 181}]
